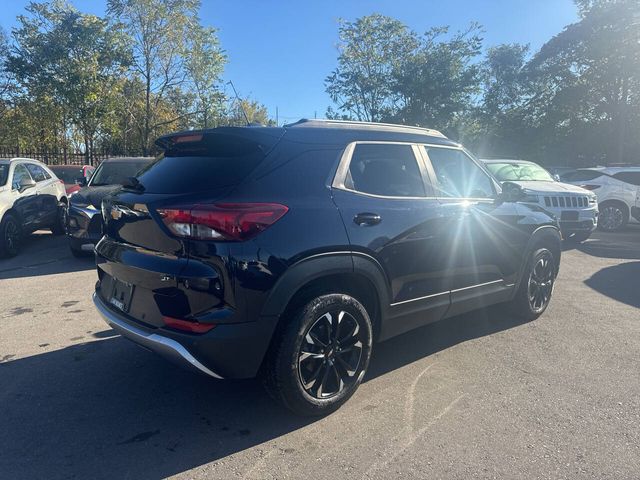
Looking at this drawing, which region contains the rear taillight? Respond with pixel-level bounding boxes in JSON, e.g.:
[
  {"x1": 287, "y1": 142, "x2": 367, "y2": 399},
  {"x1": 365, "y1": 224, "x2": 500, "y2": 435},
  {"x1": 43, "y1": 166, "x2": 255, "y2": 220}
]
[
  {"x1": 156, "y1": 203, "x2": 288, "y2": 241},
  {"x1": 163, "y1": 316, "x2": 216, "y2": 333},
  {"x1": 581, "y1": 184, "x2": 601, "y2": 190}
]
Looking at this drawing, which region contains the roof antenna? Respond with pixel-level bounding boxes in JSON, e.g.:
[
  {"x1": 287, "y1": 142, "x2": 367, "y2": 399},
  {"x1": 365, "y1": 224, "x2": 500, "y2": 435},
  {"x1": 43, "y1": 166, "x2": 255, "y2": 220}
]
[{"x1": 226, "y1": 80, "x2": 250, "y2": 126}]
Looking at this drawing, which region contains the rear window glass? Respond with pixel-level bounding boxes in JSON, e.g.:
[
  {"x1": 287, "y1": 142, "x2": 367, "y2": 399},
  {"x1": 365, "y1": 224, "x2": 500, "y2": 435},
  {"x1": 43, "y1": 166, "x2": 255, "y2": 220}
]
[
  {"x1": 136, "y1": 135, "x2": 267, "y2": 194},
  {"x1": 51, "y1": 167, "x2": 82, "y2": 183},
  {"x1": 90, "y1": 161, "x2": 151, "y2": 186}
]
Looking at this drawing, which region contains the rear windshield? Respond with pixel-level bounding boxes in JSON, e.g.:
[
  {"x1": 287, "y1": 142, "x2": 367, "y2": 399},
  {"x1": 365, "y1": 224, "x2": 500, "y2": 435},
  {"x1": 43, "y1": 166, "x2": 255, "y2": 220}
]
[
  {"x1": 136, "y1": 136, "x2": 267, "y2": 194},
  {"x1": 0, "y1": 163, "x2": 8, "y2": 186},
  {"x1": 51, "y1": 167, "x2": 82, "y2": 184},
  {"x1": 90, "y1": 161, "x2": 151, "y2": 186}
]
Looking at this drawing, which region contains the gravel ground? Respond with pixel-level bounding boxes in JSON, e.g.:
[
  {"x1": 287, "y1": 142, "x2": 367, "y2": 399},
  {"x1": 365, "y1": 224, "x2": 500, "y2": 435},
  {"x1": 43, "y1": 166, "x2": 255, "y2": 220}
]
[{"x1": 0, "y1": 227, "x2": 639, "y2": 479}]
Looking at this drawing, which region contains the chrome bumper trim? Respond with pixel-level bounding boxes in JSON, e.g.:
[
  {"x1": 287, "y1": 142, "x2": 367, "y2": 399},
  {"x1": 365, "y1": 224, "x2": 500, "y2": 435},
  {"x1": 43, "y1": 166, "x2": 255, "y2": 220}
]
[{"x1": 92, "y1": 292, "x2": 223, "y2": 379}]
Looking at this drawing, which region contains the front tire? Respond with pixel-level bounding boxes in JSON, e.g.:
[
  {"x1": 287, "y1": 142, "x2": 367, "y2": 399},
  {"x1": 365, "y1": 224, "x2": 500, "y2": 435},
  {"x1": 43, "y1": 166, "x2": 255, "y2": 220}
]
[
  {"x1": 510, "y1": 247, "x2": 556, "y2": 321},
  {"x1": 262, "y1": 294, "x2": 373, "y2": 416},
  {"x1": 0, "y1": 213, "x2": 22, "y2": 258},
  {"x1": 598, "y1": 202, "x2": 628, "y2": 232}
]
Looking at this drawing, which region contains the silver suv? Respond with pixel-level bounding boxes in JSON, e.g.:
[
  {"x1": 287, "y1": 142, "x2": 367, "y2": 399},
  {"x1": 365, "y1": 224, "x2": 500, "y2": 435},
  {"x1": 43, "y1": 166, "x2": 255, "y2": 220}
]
[{"x1": 0, "y1": 158, "x2": 68, "y2": 257}]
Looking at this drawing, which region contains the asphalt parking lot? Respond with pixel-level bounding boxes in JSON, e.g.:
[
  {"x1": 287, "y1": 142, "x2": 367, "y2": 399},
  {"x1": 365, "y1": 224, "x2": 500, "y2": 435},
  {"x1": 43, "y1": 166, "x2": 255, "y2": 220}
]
[{"x1": 1, "y1": 228, "x2": 639, "y2": 479}]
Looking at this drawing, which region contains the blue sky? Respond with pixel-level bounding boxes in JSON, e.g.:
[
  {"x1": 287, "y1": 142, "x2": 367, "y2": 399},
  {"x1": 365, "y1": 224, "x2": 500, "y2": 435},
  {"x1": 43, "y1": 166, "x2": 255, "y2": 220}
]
[{"x1": 1, "y1": 0, "x2": 578, "y2": 124}]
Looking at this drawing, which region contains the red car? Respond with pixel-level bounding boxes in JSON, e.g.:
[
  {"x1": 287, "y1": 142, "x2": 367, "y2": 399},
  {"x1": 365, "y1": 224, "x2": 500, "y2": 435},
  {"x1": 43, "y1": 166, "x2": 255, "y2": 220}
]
[{"x1": 49, "y1": 165, "x2": 95, "y2": 196}]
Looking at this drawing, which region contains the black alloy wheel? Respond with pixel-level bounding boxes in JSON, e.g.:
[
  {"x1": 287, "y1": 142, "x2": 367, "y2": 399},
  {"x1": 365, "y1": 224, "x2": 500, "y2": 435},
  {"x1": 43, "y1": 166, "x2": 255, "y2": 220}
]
[
  {"x1": 262, "y1": 293, "x2": 373, "y2": 416},
  {"x1": 0, "y1": 215, "x2": 21, "y2": 257},
  {"x1": 527, "y1": 249, "x2": 555, "y2": 314},
  {"x1": 298, "y1": 309, "x2": 364, "y2": 399}
]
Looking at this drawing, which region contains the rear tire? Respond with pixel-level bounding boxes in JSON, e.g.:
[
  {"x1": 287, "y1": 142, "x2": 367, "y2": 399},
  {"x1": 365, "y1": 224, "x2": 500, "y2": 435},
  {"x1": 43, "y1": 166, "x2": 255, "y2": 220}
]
[
  {"x1": 262, "y1": 294, "x2": 373, "y2": 416},
  {"x1": 510, "y1": 247, "x2": 556, "y2": 321},
  {"x1": 0, "y1": 213, "x2": 22, "y2": 258},
  {"x1": 51, "y1": 202, "x2": 68, "y2": 235}
]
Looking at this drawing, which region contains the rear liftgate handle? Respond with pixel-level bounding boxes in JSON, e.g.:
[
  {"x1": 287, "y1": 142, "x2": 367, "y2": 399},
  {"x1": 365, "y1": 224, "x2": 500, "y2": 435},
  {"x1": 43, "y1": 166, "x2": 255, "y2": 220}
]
[{"x1": 354, "y1": 212, "x2": 382, "y2": 226}]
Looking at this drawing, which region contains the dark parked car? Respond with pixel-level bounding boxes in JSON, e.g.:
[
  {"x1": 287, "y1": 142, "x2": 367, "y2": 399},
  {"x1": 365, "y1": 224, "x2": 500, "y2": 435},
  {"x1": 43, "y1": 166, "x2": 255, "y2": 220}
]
[
  {"x1": 92, "y1": 120, "x2": 562, "y2": 416},
  {"x1": 67, "y1": 157, "x2": 153, "y2": 256},
  {"x1": 49, "y1": 164, "x2": 95, "y2": 196}
]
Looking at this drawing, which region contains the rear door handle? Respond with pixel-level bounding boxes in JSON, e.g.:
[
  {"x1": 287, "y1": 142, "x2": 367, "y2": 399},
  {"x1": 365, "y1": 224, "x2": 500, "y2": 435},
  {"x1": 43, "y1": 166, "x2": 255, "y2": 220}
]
[{"x1": 354, "y1": 212, "x2": 381, "y2": 226}]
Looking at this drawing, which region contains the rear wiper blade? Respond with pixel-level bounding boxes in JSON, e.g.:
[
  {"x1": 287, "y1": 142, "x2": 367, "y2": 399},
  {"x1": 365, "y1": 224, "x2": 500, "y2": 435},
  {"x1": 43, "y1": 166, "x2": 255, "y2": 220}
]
[{"x1": 122, "y1": 177, "x2": 145, "y2": 192}]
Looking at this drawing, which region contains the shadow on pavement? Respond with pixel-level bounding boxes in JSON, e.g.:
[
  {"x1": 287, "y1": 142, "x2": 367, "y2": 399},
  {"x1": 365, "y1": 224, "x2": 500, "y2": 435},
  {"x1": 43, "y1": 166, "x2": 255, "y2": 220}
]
[
  {"x1": 584, "y1": 261, "x2": 640, "y2": 308},
  {"x1": 563, "y1": 226, "x2": 640, "y2": 260},
  {"x1": 0, "y1": 232, "x2": 94, "y2": 280},
  {"x1": 0, "y1": 304, "x2": 527, "y2": 480}
]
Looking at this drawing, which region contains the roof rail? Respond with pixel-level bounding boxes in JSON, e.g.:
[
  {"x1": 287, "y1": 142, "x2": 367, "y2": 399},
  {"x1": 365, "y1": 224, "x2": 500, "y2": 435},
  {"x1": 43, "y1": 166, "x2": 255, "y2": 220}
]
[{"x1": 284, "y1": 118, "x2": 447, "y2": 138}]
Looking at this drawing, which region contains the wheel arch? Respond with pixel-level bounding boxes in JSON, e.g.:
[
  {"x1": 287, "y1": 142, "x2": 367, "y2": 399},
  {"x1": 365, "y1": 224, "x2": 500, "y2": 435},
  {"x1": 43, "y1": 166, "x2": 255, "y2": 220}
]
[
  {"x1": 260, "y1": 252, "x2": 391, "y2": 341},
  {"x1": 514, "y1": 225, "x2": 562, "y2": 293}
]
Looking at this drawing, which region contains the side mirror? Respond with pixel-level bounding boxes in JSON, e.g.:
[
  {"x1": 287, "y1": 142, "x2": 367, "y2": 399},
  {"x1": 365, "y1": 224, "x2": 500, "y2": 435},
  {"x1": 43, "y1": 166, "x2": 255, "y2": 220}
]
[
  {"x1": 77, "y1": 177, "x2": 87, "y2": 186},
  {"x1": 18, "y1": 176, "x2": 36, "y2": 192},
  {"x1": 553, "y1": 174, "x2": 560, "y2": 182},
  {"x1": 495, "y1": 181, "x2": 524, "y2": 204}
]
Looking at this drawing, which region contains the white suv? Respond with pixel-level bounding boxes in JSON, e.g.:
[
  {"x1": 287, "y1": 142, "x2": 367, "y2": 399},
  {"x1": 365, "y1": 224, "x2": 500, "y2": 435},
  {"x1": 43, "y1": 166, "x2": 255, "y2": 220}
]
[
  {"x1": 560, "y1": 167, "x2": 640, "y2": 231},
  {"x1": 483, "y1": 159, "x2": 598, "y2": 242},
  {"x1": 0, "y1": 158, "x2": 68, "y2": 257}
]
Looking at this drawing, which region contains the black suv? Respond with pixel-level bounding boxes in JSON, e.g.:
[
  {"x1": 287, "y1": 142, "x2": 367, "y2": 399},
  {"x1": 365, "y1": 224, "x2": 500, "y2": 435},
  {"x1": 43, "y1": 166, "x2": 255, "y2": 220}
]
[{"x1": 93, "y1": 120, "x2": 561, "y2": 416}]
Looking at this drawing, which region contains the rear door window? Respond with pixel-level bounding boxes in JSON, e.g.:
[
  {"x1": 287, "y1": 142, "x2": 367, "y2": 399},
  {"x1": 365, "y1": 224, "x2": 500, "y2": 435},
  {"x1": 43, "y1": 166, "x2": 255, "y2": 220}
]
[
  {"x1": 612, "y1": 172, "x2": 640, "y2": 186},
  {"x1": 344, "y1": 143, "x2": 426, "y2": 197},
  {"x1": 24, "y1": 163, "x2": 50, "y2": 182}
]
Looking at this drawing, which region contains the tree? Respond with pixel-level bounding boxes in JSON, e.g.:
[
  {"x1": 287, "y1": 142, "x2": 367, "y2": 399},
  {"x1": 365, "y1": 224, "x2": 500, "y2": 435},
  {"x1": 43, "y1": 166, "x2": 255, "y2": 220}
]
[
  {"x1": 8, "y1": 1, "x2": 130, "y2": 162},
  {"x1": 107, "y1": 0, "x2": 226, "y2": 154},
  {"x1": 184, "y1": 26, "x2": 226, "y2": 128},
  {"x1": 527, "y1": 0, "x2": 640, "y2": 164},
  {"x1": 325, "y1": 14, "x2": 418, "y2": 122},
  {"x1": 392, "y1": 24, "x2": 483, "y2": 133},
  {"x1": 220, "y1": 98, "x2": 274, "y2": 126},
  {"x1": 469, "y1": 43, "x2": 531, "y2": 157}
]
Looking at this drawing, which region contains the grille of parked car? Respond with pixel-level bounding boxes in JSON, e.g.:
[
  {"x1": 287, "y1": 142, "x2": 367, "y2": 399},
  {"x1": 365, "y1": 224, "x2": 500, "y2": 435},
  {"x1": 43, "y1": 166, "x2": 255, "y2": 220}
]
[{"x1": 543, "y1": 195, "x2": 589, "y2": 208}]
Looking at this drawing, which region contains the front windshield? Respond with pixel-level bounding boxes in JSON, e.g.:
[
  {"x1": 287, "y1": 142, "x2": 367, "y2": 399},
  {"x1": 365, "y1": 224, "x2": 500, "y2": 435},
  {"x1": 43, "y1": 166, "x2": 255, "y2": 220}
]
[
  {"x1": 89, "y1": 161, "x2": 150, "y2": 186},
  {"x1": 486, "y1": 162, "x2": 555, "y2": 182},
  {"x1": 0, "y1": 163, "x2": 8, "y2": 186}
]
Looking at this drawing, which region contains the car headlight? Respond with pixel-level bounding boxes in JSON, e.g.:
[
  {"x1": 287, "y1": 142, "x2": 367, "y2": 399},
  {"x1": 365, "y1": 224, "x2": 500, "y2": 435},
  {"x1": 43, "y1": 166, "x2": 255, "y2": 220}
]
[
  {"x1": 520, "y1": 194, "x2": 539, "y2": 203},
  {"x1": 588, "y1": 195, "x2": 597, "y2": 204}
]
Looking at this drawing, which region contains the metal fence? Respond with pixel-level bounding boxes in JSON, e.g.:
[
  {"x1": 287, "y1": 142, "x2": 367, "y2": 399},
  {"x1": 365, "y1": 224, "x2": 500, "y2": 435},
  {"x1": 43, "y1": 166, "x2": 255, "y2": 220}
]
[{"x1": 0, "y1": 147, "x2": 142, "y2": 166}]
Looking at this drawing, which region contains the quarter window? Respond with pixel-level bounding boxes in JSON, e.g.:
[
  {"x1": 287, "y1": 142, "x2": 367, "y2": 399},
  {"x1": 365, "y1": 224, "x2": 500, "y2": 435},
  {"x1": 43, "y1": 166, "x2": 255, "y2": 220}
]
[
  {"x1": 425, "y1": 147, "x2": 495, "y2": 199},
  {"x1": 612, "y1": 172, "x2": 640, "y2": 186},
  {"x1": 12, "y1": 164, "x2": 33, "y2": 190},
  {"x1": 345, "y1": 144, "x2": 426, "y2": 197},
  {"x1": 24, "y1": 163, "x2": 50, "y2": 182}
]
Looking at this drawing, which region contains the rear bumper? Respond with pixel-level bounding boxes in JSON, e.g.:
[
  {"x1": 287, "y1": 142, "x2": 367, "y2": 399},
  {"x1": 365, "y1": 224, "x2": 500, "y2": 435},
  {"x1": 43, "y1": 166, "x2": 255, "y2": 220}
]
[
  {"x1": 93, "y1": 292, "x2": 223, "y2": 379},
  {"x1": 92, "y1": 290, "x2": 280, "y2": 379}
]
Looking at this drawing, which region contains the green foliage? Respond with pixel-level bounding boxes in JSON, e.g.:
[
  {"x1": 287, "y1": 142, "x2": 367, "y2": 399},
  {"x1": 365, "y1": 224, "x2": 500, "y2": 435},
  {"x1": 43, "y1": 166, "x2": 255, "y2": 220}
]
[
  {"x1": 106, "y1": 0, "x2": 227, "y2": 154},
  {"x1": 325, "y1": 14, "x2": 418, "y2": 122},
  {"x1": 6, "y1": 0, "x2": 129, "y2": 161}
]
